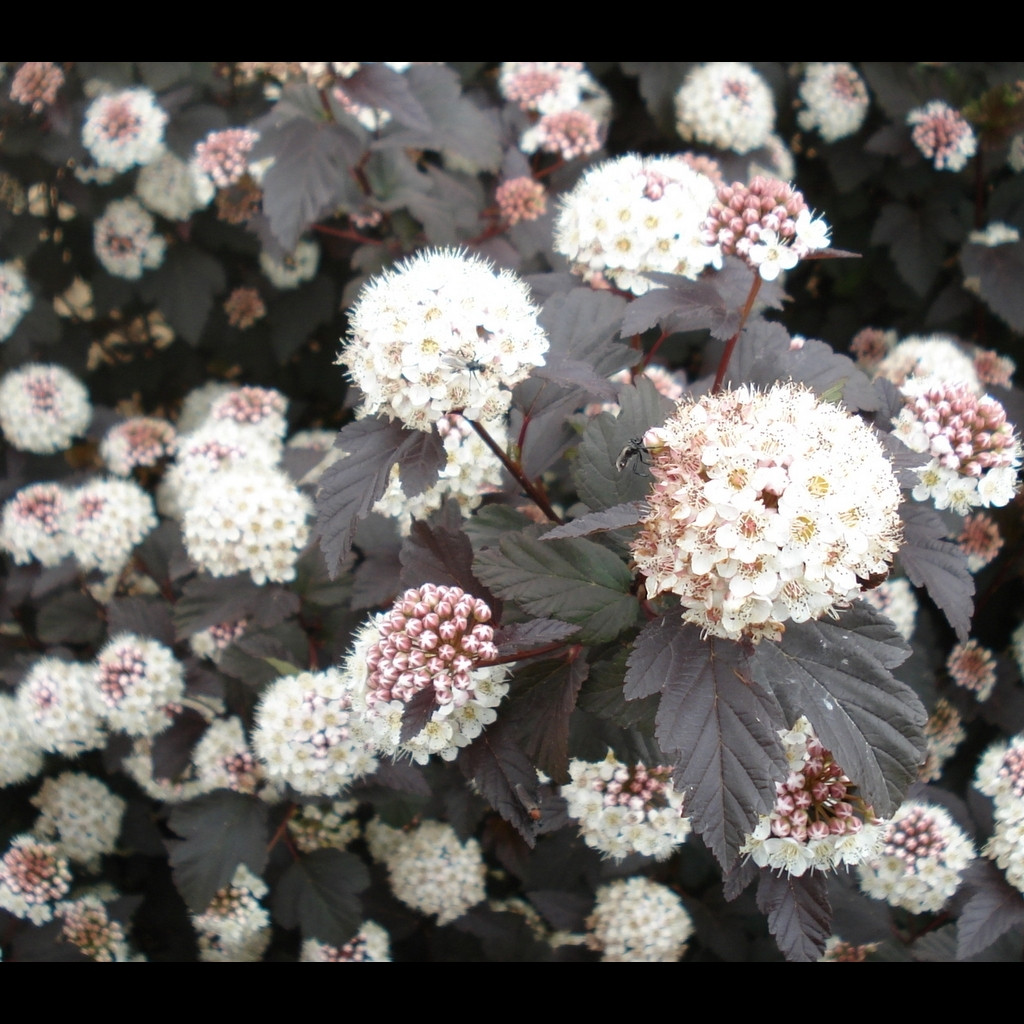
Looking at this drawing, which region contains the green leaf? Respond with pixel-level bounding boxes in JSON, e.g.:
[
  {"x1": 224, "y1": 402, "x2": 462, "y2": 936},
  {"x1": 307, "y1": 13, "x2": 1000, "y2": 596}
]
[
  {"x1": 473, "y1": 534, "x2": 637, "y2": 644},
  {"x1": 168, "y1": 792, "x2": 269, "y2": 913},
  {"x1": 272, "y1": 849, "x2": 369, "y2": 946}
]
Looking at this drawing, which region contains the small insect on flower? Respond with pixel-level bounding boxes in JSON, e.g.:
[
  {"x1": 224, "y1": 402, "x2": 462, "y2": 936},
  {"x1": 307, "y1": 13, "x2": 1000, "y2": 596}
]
[{"x1": 616, "y1": 437, "x2": 652, "y2": 474}]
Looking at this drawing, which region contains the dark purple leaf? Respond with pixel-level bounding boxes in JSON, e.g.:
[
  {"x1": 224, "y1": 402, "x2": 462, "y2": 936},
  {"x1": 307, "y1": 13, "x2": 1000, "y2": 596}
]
[
  {"x1": 138, "y1": 247, "x2": 226, "y2": 345},
  {"x1": 36, "y1": 590, "x2": 103, "y2": 645},
  {"x1": 268, "y1": 275, "x2": 337, "y2": 362},
  {"x1": 473, "y1": 533, "x2": 637, "y2": 644},
  {"x1": 493, "y1": 619, "x2": 580, "y2": 658},
  {"x1": 537, "y1": 288, "x2": 631, "y2": 377},
  {"x1": 957, "y1": 860, "x2": 1024, "y2": 960},
  {"x1": 168, "y1": 792, "x2": 269, "y2": 913},
  {"x1": 620, "y1": 62, "x2": 689, "y2": 128},
  {"x1": 400, "y1": 511, "x2": 490, "y2": 598},
  {"x1": 253, "y1": 116, "x2": 364, "y2": 250},
  {"x1": 872, "y1": 203, "x2": 944, "y2": 296},
  {"x1": 383, "y1": 64, "x2": 501, "y2": 172},
  {"x1": 460, "y1": 725, "x2": 540, "y2": 845},
  {"x1": 961, "y1": 239, "x2": 1024, "y2": 332},
  {"x1": 627, "y1": 618, "x2": 787, "y2": 868},
  {"x1": 316, "y1": 417, "x2": 442, "y2": 576},
  {"x1": 342, "y1": 64, "x2": 431, "y2": 131},
  {"x1": 757, "y1": 870, "x2": 832, "y2": 962},
  {"x1": 272, "y1": 848, "x2": 369, "y2": 946},
  {"x1": 107, "y1": 596, "x2": 174, "y2": 645},
  {"x1": 399, "y1": 687, "x2": 439, "y2": 745},
  {"x1": 579, "y1": 644, "x2": 657, "y2": 732},
  {"x1": 728, "y1": 320, "x2": 878, "y2": 413},
  {"x1": 504, "y1": 654, "x2": 587, "y2": 783},
  {"x1": 898, "y1": 500, "x2": 974, "y2": 641},
  {"x1": 541, "y1": 502, "x2": 646, "y2": 541},
  {"x1": 623, "y1": 259, "x2": 784, "y2": 341},
  {"x1": 173, "y1": 574, "x2": 300, "y2": 638},
  {"x1": 532, "y1": 358, "x2": 618, "y2": 399},
  {"x1": 751, "y1": 605, "x2": 925, "y2": 817}
]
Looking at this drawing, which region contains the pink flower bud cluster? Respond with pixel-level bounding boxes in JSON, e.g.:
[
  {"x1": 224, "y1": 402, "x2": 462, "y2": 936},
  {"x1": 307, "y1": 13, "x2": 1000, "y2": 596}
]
[
  {"x1": 894, "y1": 377, "x2": 1021, "y2": 513},
  {"x1": 499, "y1": 62, "x2": 611, "y2": 162},
  {"x1": 741, "y1": 717, "x2": 884, "y2": 876},
  {"x1": 907, "y1": 100, "x2": 977, "y2": 172},
  {"x1": 194, "y1": 128, "x2": 259, "y2": 188},
  {"x1": 300, "y1": 921, "x2": 392, "y2": 961},
  {"x1": 56, "y1": 895, "x2": 135, "y2": 961},
  {"x1": 858, "y1": 801, "x2": 974, "y2": 913},
  {"x1": 9, "y1": 62, "x2": 65, "y2": 113},
  {"x1": 702, "y1": 176, "x2": 830, "y2": 281},
  {"x1": 365, "y1": 584, "x2": 498, "y2": 711},
  {"x1": 0, "y1": 834, "x2": 72, "y2": 924},
  {"x1": 210, "y1": 385, "x2": 288, "y2": 440},
  {"x1": 100, "y1": 416, "x2": 176, "y2": 475},
  {"x1": 946, "y1": 639, "x2": 997, "y2": 701},
  {"x1": 495, "y1": 176, "x2": 547, "y2": 226},
  {"x1": 958, "y1": 512, "x2": 1003, "y2": 572}
]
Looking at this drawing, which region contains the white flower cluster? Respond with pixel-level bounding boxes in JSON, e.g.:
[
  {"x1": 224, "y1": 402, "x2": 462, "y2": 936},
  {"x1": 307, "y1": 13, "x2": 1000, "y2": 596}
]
[
  {"x1": 739, "y1": 717, "x2": 885, "y2": 876},
  {"x1": 81, "y1": 87, "x2": 167, "y2": 172},
  {"x1": 968, "y1": 221, "x2": 1021, "y2": 247},
  {"x1": 16, "y1": 657, "x2": 106, "y2": 756},
  {"x1": 182, "y1": 464, "x2": 312, "y2": 585},
  {"x1": 632, "y1": 383, "x2": 903, "y2": 642},
  {"x1": 372, "y1": 414, "x2": 507, "y2": 533},
  {"x1": 67, "y1": 478, "x2": 158, "y2": 575},
  {"x1": 0, "y1": 260, "x2": 33, "y2": 341},
  {"x1": 0, "y1": 363, "x2": 91, "y2": 454},
  {"x1": 860, "y1": 577, "x2": 918, "y2": 641},
  {"x1": 93, "y1": 197, "x2": 166, "y2": 279},
  {"x1": 340, "y1": 584, "x2": 509, "y2": 765},
  {"x1": 875, "y1": 334, "x2": 982, "y2": 392},
  {"x1": 253, "y1": 669, "x2": 378, "y2": 797},
  {"x1": 562, "y1": 751, "x2": 691, "y2": 861},
  {"x1": 0, "y1": 482, "x2": 72, "y2": 566},
  {"x1": 158, "y1": 420, "x2": 281, "y2": 520},
  {"x1": 975, "y1": 733, "x2": 1024, "y2": 894},
  {"x1": 300, "y1": 922, "x2": 392, "y2": 962},
  {"x1": 340, "y1": 248, "x2": 548, "y2": 431},
  {"x1": 0, "y1": 693, "x2": 44, "y2": 788},
  {"x1": 674, "y1": 62, "x2": 775, "y2": 155},
  {"x1": 192, "y1": 865, "x2": 271, "y2": 962},
  {"x1": 797, "y1": 63, "x2": 870, "y2": 142},
  {"x1": 553, "y1": 154, "x2": 720, "y2": 295},
  {"x1": 858, "y1": 800, "x2": 974, "y2": 913},
  {"x1": 893, "y1": 376, "x2": 1021, "y2": 514},
  {"x1": 0, "y1": 834, "x2": 72, "y2": 925},
  {"x1": 288, "y1": 799, "x2": 361, "y2": 854},
  {"x1": 31, "y1": 771, "x2": 126, "y2": 871},
  {"x1": 135, "y1": 151, "x2": 215, "y2": 221},
  {"x1": 192, "y1": 717, "x2": 269, "y2": 796},
  {"x1": 260, "y1": 238, "x2": 319, "y2": 289},
  {"x1": 208, "y1": 385, "x2": 289, "y2": 445},
  {"x1": 93, "y1": 633, "x2": 185, "y2": 738},
  {"x1": 100, "y1": 416, "x2": 176, "y2": 475},
  {"x1": 366, "y1": 818, "x2": 486, "y2": 925},
  {"x1": 585, "y1": 877, "x2": 693, "y2": 962}
]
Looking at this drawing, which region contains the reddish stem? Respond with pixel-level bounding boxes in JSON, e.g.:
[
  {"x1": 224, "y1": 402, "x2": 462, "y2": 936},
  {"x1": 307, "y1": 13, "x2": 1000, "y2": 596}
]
[
  {"x1": 462, "y1": 415, "x2": 564, "y2": 524},
  {"x1": 712, "y1": 272, "x2": 762, "y2": 395}
]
